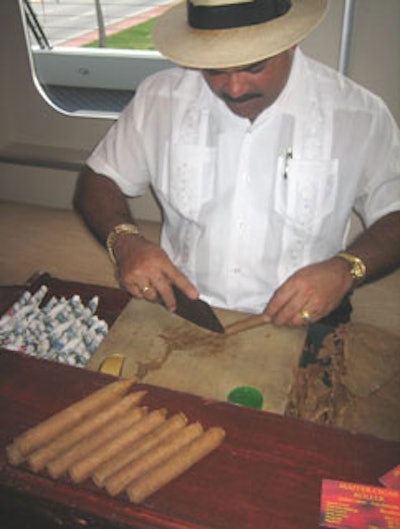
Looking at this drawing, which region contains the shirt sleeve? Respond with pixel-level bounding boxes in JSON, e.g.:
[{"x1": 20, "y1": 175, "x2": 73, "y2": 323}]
[
  {"x1": 354, "y1": 99, "x2": 400, "y2": 227},
  {"x1": 86, "y1": 88, "x2": 151, "y2": 197}
]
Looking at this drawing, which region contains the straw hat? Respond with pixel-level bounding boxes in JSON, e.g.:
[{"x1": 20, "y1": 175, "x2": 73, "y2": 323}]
[{"x1": 153, "y1": 0, "x2": 328, "y2": 69}]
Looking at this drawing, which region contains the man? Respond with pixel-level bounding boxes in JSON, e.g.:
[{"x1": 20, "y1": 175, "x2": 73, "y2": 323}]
[{"x1": 74, "y1": 0, "x2": 400, "y2": 329}]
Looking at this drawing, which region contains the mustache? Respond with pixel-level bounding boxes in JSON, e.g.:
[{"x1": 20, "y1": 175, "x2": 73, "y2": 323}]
[{"x1": 221, "y1": 92, "x2": 261, "y2": 104}]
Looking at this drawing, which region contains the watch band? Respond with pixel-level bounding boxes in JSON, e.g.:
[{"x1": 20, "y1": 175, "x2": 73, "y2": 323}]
[
  {"x1": 106, "y1": 223, "x2": 141, "y2": 264},
  {"x1": 337, "y1": 252, "x2": 367, "y2": 285}
]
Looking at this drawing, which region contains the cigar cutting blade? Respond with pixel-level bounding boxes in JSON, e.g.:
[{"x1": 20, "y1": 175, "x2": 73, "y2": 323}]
[{"x1": 171, "y1": 286, "x2": 225, "y2": 334}]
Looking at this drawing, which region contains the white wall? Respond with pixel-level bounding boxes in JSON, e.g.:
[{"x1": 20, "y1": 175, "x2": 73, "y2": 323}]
[
  {"x1": 0, "y1": 0, "x2": 399, "y2": 221},
  {"x1": 350, "y1": 1, "x2": 400, "y2": 121}
]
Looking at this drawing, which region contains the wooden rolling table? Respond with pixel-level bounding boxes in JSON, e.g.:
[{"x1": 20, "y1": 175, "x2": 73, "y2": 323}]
[{"x1": 0, "y1": 276, "x2": 399, "y2": 529}]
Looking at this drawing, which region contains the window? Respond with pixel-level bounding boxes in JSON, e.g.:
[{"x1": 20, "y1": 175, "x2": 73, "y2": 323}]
[{"x1": 22, "y1": 0, "x2": 174, "y2": 115}]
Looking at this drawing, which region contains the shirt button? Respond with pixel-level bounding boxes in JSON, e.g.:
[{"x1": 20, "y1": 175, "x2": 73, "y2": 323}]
[{"x1": 233, "y1": 267, "x2": 241, "y2": 274}]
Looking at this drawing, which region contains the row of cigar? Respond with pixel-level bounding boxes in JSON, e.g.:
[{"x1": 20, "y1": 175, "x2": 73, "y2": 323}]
[{"x1": 6, "y1": 379, "x2": 225, "y2": 504}]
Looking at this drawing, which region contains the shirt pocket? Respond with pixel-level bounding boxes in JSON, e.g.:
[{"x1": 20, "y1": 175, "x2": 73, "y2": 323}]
[
  {"x1": 274, "y1": 156, "x2": 339, "y2": 236},
  {"x1": 157, "y1": 143, "x2": 216, "y2": 222}
]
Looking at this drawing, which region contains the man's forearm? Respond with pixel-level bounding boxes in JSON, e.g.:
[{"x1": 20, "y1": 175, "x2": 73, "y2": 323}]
[
  {"x1": 74, "y1": 165, "x2": 134, "y2": 245},
  {"x1": 74, "y1": 165, "x2": 198, "y2": 308},
  {"x1": 343, "y1": 211, "x2": 400, "y2": 283}
]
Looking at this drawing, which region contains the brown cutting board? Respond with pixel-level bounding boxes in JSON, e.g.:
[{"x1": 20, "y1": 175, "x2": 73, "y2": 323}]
[{"x1": 87, "y1": 299, "x2": 306, "y2": 414}]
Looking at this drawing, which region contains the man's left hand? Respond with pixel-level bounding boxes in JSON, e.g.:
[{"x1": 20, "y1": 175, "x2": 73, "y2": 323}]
[{"x1": 262, "y1": 258, "x2": 354, "y2": 327}]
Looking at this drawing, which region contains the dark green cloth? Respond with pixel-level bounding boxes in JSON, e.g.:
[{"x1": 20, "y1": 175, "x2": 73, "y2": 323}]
[{"x1": 300, "y1": 293, "x2": 353, "y2": 367}]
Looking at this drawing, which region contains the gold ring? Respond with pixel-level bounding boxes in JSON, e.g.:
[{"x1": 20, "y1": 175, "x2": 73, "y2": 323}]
[
  {"x1": 141, "y1": 286, "x2": 151, "y2": 294},
  {"x1": 300, "y1": 309, "x2": 312, "y2": 323}
]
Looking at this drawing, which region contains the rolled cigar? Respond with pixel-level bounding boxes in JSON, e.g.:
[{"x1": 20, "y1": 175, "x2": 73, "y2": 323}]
[
  {"x1": 55, "y1": 405, "x2": 148, "y2": 483},
  {"x1": 105, "y1": 421, "x2": 204, "y2": 497},
  {"x1": 69, "y1": 408, "x2": 168, "y2": 483},
  {"x1": 46, "y1": 397, "x2": 155, "y2": 479},
  {"x1": 6, "y1": 444, "x2": 24, "y2": 467},
  {"x1": 29, "y1": 391, "x2": 146, "y2": 473},
  {"x1": 7, "y1": 378, "x2": 136, "y2": 465},
  {"x1": 127, "y1": 427, "x2": 225, "y2": 504},
  {"x1": 93, "y1": 412, "x2": 188, "y2": 487},
  {"x1": 223, "y1": 314, "x2": 267, "y2": 336}
]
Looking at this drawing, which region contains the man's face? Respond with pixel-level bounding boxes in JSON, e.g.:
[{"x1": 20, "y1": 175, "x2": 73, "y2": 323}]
[{"x1": 202, "y1": 48, "x2": 295, "y2": 121}]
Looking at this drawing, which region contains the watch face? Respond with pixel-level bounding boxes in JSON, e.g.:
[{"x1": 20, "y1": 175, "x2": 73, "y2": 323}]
[
  {"x1": 353, "y1": 263, "x2": 363, "y2": 278},
  {"x1": 338, "y1": 253, "x2": 366, "y2": 284},
  {"x1": 351, "y1": 259, "x2": 366, "y2": 281}
]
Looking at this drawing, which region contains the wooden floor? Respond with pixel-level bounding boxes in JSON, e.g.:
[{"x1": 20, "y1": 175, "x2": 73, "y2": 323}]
[{"x1": 0, "y1": 200, "x2": 160, "y2": 289}]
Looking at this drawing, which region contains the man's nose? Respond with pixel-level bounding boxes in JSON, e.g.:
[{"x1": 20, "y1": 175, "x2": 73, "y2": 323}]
[{"x1": 223, "y1": 72, "x2": 248, "y2": 99}]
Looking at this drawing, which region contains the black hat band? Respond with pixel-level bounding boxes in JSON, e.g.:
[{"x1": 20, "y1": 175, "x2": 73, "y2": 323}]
[{"x1": 188, "y1": 0, "x2": 292, "y2": 30}]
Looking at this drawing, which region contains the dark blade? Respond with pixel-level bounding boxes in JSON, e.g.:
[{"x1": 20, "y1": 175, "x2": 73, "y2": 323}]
[{"x1": 171, "y1": 286, "x2": 225, "y2": 334}]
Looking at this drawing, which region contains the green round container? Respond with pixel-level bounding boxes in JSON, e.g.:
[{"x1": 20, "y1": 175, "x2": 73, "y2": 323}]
[{"x1": 227, "y1": 386, "x2": 264, "y2": 410}]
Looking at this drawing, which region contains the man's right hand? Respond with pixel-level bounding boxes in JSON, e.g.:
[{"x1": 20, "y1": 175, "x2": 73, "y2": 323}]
[
  {"x1": 73, "y1": 167, "x2": 199, "y2": 311},
  {"x1": 112, "y1": 234, "x2": 199, "y2": 311}
]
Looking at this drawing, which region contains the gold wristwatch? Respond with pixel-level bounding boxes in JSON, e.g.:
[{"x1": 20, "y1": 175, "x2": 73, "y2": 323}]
[
  {"x1": 337, "y1": 252, "x2": 367, "y2": 285},
  {"x1": 106, "y1": 223, "x2": 140, "y2": 264}
]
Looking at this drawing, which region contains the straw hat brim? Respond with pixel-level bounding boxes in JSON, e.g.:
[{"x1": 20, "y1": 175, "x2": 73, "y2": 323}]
[{"x1": 153, "y1": 0, "x2": 328, "y2": 69}]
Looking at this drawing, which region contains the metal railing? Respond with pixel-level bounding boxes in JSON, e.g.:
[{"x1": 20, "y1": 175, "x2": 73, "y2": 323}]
[
  {"x1": 24, "y1": 0, "x2": 171, "y2": 48},
  {"x1": 23, "y1": 0, "x2": 51, "y2": 49}
]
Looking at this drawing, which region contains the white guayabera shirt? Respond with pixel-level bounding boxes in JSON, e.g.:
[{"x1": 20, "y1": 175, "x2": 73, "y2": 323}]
[{"x1": 87, "y1": 49, "x2": 400, "y2": 313}]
